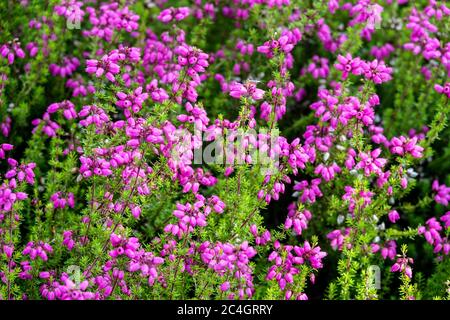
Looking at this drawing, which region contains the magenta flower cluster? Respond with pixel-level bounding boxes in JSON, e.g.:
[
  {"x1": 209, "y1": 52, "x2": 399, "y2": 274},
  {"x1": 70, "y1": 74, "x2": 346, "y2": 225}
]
[{"x1": 0, "y1": 0, "x2": 449, "y2": 301}]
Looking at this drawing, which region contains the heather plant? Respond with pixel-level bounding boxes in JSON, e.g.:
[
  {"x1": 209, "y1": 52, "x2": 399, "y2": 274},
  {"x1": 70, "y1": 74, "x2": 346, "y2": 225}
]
[{"x1": 0, "y1": 0, "x2": 449, "y2": 301}]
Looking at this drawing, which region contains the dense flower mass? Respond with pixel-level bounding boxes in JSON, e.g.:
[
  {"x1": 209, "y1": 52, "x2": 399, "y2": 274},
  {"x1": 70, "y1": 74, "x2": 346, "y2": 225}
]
[{"x1": 0, "y1": 0, "x2": 449, "y2": 301}]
